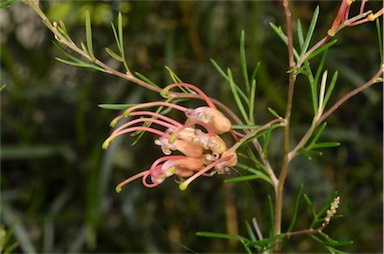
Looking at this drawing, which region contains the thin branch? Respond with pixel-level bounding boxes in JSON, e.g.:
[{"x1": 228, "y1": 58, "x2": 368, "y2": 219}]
[
  {"x1": 318, "y1": 66, "x2": 384, "y2": 124},
  {"x1": 274, "y1": 0, "x2": 296, "y2": 250}
]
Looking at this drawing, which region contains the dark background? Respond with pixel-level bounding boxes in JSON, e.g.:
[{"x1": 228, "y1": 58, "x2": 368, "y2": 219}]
[{"x1": 1, "y1": 1, "x2": 382, "y2": 252}]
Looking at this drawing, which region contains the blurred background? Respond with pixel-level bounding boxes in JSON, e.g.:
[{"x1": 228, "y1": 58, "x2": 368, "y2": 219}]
[{"x1": 1, "y1": 1, "x2": 382, "y2": 253}]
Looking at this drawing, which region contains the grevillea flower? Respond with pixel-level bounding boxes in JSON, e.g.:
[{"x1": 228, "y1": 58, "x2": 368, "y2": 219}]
[{"x1": 103, "y1": 83, "x2": 238, "y2": 192}]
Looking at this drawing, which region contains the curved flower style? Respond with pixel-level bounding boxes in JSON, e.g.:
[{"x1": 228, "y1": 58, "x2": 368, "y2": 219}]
[{"x1": 103, "y1": 83, "x2": 238, "y2": 192}]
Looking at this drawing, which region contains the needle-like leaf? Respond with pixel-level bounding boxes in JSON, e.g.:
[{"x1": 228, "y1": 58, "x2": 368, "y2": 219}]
[{"x1": 85, "y1": 10, "x2": 94, "y2": 59}]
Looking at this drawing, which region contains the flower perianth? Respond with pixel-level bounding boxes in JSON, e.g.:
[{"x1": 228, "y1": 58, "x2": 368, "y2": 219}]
[
  {"x1": 161, "y1": 157, "x2": 204, "y2": 173},
  {"x1": 215, "y1": 151, "x2": 238, "y2": 174},
  {"x1": 155, "y1": 136, "x2": 204, "y2": 157},
  {"x1": 149, "y1": 156, "x2": 205, "y2": 185},
  {"x1": 193, "y1": 130, "x2": 227, "y2": 154},
  {"x1": 180, "y1": 120, "x2": 217, "y2": 137},
  {"x1": 178, "y1": 152, "x2": 237, "y2": 191},
  {"x1": 186, "y1": 107, "x2": 232, "y2": 134},
  {"x1": 160, "y1": 83, "x2": 217, "y2": 110}
]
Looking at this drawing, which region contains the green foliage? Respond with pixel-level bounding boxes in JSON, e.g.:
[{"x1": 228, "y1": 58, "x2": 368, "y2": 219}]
[
  {"x1": 2, "y1": 1, "x2": 382, "y2": 253},
  {"x1": 0, "y1": 0, "x2": 16, "y2": 8},
  {"x1": 106, "y1": 12, "x2": 130, "y2": 72},
  {"x1": 0, "y1": 224, "x2": 19, "y2": 254}
]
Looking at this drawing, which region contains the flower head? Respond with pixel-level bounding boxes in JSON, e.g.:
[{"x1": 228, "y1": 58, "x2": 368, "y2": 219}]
[{"x1": 104, "y1": 83, "x2": 237, "y2": 192}]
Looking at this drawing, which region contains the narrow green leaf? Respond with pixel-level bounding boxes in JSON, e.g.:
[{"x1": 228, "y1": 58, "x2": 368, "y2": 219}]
[
  {"x1": 53, "y1": 41, "x2": 84, "y2": 63},
  {"x1": 376, "y1": 19, "x2": 383, "y2": 64},
  {"x1": 262, "y1": 127, "x2": 272, "y2": 155},
  {"x1": 245, "y1": 221, "x2": 257, "y2": 242},
  {"x1": 243, "y1": 149, "x2": 263, "y2": 169},
  {"x1": 134, "y1": 72, "x2": 159, "y2": 87},
  {"x1": 80, "y1": 42, "x2": 89, "y2": 55},
  {"x1": 55, "y1": 57, "x2": 89, "y2": 67},
  {"x1": 299, "y1": 6, "x2": 319, "y2": 61},
  {"x1": 267, "y1": 107, "x2": 281, "y2": 118},
  {"x1": 210, "y1": 58, "x2": 228, "y2": 80},
  {"x1": 312, "y1": 50, "x2": 328, "y2": 114},
  {"x1": 210, "y1": 59, "x2": 249, "y2": 104},
  {"x1": 165, "y1": 66, "x2": 183, "y2": 83},
  {"x1": 287, "y1": 184, "x2": 304, "y2": 232},
  {"x1": 269, "y1": 23, "x2": 300, "y2": 60},
  {"x1": 118, "y1": 12, "x2": 124, "y2": 53},
  {"x1": 297, "y1": 19, "x2": 304, "y2": 49},
  {"x1": 56, "y1": 20, "x2": 72, "y2": 42},
  {"x1": 228, "y1": 69, "x2": 250, "y2": 123},
  {"x1": 318, "y1": 70, "x2": 328, "y2": 112},
  {"x1": 317, "y1": 232, "x2": 353, "y2": 246},
  {"x1": 55, "y1": 57, "x2": 106, "y2": 72},
  {"x1": 225, "y1": 174, "x2": 272, "y2": 185},
  {"x1": 309, "y1": 141, "x2": 340, "y2": 149},
  {"x1": 250, "y1": 62, "x2": 260, "y2": 84},
  {"x1": 110, "y1": 22, "x2": 120, "y2": 50},
  {"x1": 85, "y1": 10, "x2": 94, "y2": 58},
  {"x1": 301, "y1": 149, "x2": 323, "y2": 160},
  {"x1": 54, "y1": 41, "x2": 105, "y2": 72},
  {"x1": 231, "y1": 124, "x2": 261, "y2": 130},
  {"x1": 309, "y1": 122, "x2": 327, "y2": 146},
  {"x1": 240, "y1": 30, "x2": 250, "y2": 93},
  {"x1": 196, "y1": 232, "x2": 249, "y2": 242},
  {"x1": 235, "y1": 162, "x2": 262, "y2": 175},
  {"x1": 105, "y1": 47, "x2": 123, "y2": 62},
  {"x1": 304, "y1": 194, "x2": 317, "y2": 219},
  {"x1": 241, "y1": 241, "x2": 253, "y2": 254},
  {"x1": 240, "y1": 124, "x2": 281, "y2": 147},
  {"x1": 246, "y1": 234, "x2": 286, "y2": 248},
  {"x1": 98, "y1": 104, "x2": 135, "y2": 110},
  {"x1": 164, "y1": 66, "x2": 193, "y2": 93},
  {"x1": 249, "y1": 79, "x2": 256, "y2": 124},
  {"x1": 306, "y1": 39, "x2": 337, "y2": 62},
  {"x1": 322, "y1": 71, "x2": 338, "y2": 110}
]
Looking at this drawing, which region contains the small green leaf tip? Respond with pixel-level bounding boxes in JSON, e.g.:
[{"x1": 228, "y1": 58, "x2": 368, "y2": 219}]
[
  {"x1": 160, "y1": 88, "x2": 170, "y2": 98},
  {"x1": 179, "y1": 181, "x2": 188, "y2": 191},
  {"x1": 115, "y1": 186, "x2": 122, "y2": 193}
]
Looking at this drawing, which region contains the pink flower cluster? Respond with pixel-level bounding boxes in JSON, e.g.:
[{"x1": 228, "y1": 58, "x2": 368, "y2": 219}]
[{"x1": 103, "y1": 83, "x2": 237, "y2": 192}]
